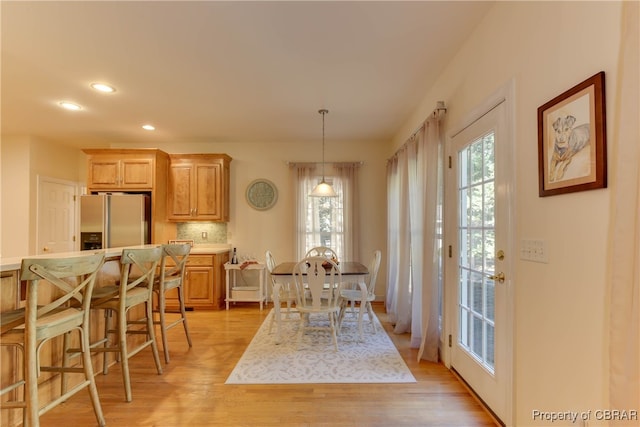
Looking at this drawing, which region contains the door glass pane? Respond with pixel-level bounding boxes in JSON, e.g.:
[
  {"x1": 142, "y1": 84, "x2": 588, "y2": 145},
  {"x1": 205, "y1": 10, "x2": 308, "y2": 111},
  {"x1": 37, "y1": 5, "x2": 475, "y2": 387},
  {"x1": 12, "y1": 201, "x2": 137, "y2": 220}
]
[{"x1": 458, "y1": 130, "x2": 496, "y2": 373}]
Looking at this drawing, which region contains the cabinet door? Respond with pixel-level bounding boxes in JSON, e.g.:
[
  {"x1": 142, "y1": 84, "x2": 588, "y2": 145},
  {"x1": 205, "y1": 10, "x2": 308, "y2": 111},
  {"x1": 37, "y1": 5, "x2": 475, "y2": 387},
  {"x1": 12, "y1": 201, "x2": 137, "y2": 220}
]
[
  {"x1": 193, "y1": 162, "x2": 222, "y2": 220},
  {"x1": 120, "y1": 158, "x2": 154, "y2": 188},
  {"x1": 185, "y1": 266, "x2": 214, "y2": 307},
  {"x1": 168, "y1": 163, "x2": 194, "y2": 220},
  {"x1": 87, "y1": 156, "x2": 154, "y2": 189},
  {"x1": 88, "y1": 158, "x2": 120, "y2": 188}
]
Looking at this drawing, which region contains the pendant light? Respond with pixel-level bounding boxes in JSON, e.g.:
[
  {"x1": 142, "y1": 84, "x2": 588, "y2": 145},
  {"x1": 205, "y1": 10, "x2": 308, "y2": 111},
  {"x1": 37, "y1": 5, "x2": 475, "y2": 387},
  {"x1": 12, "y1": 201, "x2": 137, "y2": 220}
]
[{"x1": 310, "y1": 109, "x2": 337, "y2": 197}]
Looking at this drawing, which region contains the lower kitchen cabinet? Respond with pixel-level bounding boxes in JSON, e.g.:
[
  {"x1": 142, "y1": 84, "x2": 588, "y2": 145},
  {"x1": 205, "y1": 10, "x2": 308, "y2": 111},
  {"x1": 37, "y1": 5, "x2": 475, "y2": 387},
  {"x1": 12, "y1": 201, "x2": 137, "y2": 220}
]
[{"x1": 164, "y1": 251, "x2": 230, "y2": 310}]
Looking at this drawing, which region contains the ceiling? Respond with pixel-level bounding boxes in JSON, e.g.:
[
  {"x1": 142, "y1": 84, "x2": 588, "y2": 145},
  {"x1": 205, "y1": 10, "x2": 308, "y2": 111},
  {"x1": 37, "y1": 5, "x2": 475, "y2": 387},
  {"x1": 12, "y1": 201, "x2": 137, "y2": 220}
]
[{"x1": 1, "y1": 1, "x2": 493, "y2": 148}]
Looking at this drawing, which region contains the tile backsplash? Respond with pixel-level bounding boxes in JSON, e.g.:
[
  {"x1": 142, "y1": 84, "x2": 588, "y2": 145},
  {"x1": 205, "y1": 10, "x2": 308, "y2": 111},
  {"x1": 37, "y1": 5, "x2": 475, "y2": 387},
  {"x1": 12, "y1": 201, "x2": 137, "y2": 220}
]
[{"x1": 176, "y1": 223, "x2": 227, "y2": 244}]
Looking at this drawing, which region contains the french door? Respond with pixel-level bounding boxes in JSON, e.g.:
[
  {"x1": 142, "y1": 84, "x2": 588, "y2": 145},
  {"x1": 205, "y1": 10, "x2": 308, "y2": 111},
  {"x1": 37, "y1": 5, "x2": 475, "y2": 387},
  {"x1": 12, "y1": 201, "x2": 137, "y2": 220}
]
[{"x1": 446, "y1": 95, "x2": 513, "y2": 424}]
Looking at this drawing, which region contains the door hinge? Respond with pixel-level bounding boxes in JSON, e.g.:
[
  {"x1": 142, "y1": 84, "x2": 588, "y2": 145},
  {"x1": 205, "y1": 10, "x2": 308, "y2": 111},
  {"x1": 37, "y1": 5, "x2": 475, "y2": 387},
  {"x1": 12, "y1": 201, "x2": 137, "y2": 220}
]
[
  {"x1": 448, "y1": 245, "x2": 452, "y2": 258},
  {"x1": 73, "y1": 195, "x2": 77, "y2": 202},
  {"x1": 72, "y1": 235, "x2": 76, "y2": 242},
  {"x1": 448, "y1": 156, "x2": 452, "y2": 169},
  {"x1": 448, "y1": 334, "x2": 452, "y2": 347}
]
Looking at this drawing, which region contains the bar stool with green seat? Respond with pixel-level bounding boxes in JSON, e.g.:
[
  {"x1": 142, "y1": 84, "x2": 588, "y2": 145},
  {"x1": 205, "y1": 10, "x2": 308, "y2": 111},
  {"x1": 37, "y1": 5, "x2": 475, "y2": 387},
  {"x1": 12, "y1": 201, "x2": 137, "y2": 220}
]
[
  {"x1": 89, "y1": 246, "x2": 164, "y2": 402},
  {"x1": 1, "y1": 252, "x2": 106, "y2": 427}
]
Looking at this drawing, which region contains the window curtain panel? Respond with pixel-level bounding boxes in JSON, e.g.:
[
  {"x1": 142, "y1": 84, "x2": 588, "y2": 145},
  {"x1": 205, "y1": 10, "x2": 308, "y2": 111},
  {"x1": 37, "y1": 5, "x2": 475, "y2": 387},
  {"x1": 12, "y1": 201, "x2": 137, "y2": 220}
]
[
  {"x1": 290, "y1": 163, "x2": 317, "y2": 259},
  {"x1": 386, "y1": 147, "x2": 412, "y2": 333},
  {"x1": 332, "y1": 162, "x2": 361, "y2": 262},
  {"x1": 608, "y1": 1, "x2": 639, "y2": 418},
  {"x1": 386, "y1": 115, "x2": 442, "y2": 359},
  {"x1": 415, "y1": 117, "x2": 443, "y2": 362}
]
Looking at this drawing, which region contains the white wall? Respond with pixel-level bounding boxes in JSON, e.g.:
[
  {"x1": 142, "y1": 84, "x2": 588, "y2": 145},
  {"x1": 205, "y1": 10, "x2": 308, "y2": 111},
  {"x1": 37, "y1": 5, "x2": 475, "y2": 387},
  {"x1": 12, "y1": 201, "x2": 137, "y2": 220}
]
[
  {"x1": 1, "y1": 136, "x2": 84, "y2": 257},
  {"x1": 393, "y1": 2, "x2": 623, "y2": 426},
  {"x1": 1, "y1": 136, "x2": 31, "y2": 257}
]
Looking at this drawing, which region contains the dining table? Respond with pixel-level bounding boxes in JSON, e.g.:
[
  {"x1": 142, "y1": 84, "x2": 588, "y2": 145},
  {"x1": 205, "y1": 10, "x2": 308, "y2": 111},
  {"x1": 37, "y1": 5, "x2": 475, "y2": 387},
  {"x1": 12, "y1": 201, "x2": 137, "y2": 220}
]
[{"x1": 269, "y1": 261, "x2": 369, "y2": 344}]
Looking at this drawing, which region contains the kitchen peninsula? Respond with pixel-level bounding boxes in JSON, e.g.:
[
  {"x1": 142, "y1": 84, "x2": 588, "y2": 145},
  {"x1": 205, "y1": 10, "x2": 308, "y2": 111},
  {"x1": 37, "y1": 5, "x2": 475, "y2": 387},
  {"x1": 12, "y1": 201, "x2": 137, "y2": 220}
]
[
  {"x1": 0, "y1": 243, "x2": 230, "y2": 426},
  {"x1": 3, "y1": 245, "x2": 230, "y2": 309},
  {"x1": 1, "y1": 244, "x2": 231, "y2": 314}
]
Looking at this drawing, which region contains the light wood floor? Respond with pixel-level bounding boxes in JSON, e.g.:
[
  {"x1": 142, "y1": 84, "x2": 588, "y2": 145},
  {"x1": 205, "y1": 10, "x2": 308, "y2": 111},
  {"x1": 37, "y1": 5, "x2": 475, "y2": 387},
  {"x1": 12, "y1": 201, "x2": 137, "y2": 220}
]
[{"x1": 38, "y1": 304, "x2": 496, "y2": 426}]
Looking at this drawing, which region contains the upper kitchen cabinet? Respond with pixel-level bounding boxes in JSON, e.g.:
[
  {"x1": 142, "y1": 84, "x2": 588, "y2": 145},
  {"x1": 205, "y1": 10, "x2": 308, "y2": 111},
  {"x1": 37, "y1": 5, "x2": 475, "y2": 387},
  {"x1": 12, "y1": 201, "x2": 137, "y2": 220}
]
[
  {"x1": 83, "y1": 149, "x2": 169, "y2": 191},
  {"x1": 168, "y1": 154, "x2": 232, "y2": 222},
  {"x1": 82, "y1": 148, "x2": 173, "y2": 244}
]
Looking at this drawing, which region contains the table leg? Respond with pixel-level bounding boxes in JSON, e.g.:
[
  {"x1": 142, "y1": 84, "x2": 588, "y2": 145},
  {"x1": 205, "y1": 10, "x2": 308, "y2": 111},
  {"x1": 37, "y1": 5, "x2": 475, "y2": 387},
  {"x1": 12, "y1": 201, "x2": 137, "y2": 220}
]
[
  {"x1": 357, "y1": 279, "x2": 367, "y2": 341},
  {"x1": 225, "y1": 269, "x2": 230, "y2": 310},
  {"x1": 272, "y1": 282, "x2": 282, "y2": 344},
  {"x1": 259, "y1": 269, "x2": 264, "y2": 311}
]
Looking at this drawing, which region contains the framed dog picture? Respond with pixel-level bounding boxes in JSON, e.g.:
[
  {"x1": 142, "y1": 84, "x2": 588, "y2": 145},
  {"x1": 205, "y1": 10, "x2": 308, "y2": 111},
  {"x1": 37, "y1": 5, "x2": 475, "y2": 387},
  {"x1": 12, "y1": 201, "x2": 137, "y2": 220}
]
[{"x1": 537, "y1": 71, "x2": 607, "y2": 197}]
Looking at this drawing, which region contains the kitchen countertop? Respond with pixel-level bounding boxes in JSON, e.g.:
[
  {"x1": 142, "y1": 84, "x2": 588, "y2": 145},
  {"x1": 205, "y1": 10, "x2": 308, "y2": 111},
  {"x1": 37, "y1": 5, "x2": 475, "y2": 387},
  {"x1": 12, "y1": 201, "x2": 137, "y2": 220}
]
[{"x1": 0, "y1": 244, "x2": 231, "y2": 273}]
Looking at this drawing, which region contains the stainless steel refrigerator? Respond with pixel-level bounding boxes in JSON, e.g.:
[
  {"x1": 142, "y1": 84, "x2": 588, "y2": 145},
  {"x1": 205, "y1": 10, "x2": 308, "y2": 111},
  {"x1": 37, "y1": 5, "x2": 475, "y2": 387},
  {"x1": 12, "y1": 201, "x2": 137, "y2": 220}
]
[{"x1": 80, "y1": 194, "x2": 151, "y2": 250}]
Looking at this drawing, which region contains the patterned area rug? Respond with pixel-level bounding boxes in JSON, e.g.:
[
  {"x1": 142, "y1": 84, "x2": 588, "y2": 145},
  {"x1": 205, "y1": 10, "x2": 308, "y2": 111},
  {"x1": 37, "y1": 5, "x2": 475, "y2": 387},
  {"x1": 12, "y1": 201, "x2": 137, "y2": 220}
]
[{"x1": 225, "y1": 310, "x2": 416, "y2": 384}]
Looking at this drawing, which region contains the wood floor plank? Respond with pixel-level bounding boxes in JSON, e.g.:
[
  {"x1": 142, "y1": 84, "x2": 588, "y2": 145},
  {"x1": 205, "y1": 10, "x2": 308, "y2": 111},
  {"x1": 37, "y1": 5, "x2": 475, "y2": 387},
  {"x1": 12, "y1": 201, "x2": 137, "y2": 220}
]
[{"x1": 36, "y1": 304, "x2": 496, "y2": 426}]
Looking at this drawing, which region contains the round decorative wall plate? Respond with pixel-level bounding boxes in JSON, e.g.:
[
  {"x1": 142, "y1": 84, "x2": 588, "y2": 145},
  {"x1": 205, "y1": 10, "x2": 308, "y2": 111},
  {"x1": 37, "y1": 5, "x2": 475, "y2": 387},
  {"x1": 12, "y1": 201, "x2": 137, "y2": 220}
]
[{"x1": 246, "y1": 179, "x2": 278, "y2": 210}]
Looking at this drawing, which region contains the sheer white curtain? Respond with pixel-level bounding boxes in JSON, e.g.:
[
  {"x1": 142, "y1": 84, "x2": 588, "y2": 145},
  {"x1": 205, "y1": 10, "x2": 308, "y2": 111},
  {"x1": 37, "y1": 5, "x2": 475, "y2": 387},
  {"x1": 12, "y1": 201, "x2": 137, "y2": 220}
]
[
  {"x1": 291, "y1": 163, "x2": 317, "y2": 258},
  {"x1": 332, "y1": 163, "x2": 361, "y2": 262},
  {"x1": 386, "y1": 115, "x2": 442, "y2": 359},
  {"x1": 415, "y1": 117, "x2": 442, "y2": 362},
  {"x1": 386, "y1": 147, "x2": 412, "y2": 333},
  {"x1": 608, "y1": 1, "x2": 639, "y2": 416}
]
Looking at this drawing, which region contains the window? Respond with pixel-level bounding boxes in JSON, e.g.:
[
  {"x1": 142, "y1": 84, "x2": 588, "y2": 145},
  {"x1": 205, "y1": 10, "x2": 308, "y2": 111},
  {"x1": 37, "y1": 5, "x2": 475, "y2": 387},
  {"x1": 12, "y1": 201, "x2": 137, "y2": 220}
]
[
  {"x1": 303, "y1": 177, "x2": 345, "y2": 260},
  {"x1": 291, "y1": 163, "x2": 360, "y2": 262}
]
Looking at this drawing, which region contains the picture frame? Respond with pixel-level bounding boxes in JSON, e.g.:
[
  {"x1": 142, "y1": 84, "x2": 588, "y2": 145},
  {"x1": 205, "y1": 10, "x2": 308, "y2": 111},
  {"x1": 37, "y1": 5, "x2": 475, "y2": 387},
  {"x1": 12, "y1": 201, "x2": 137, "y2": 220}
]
[
  {"x1": 245, "y1": 179, "x2": 278, "y2": 210},
  {"x1": 537, "y1": 71, "x2": 607, "y2": 197}
]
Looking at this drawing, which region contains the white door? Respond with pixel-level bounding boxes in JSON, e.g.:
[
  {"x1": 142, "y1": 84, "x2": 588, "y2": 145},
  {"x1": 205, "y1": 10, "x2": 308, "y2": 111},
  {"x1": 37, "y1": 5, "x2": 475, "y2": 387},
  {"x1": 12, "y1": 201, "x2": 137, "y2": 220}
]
[
  {"x1": 446, "y1": 97, "x2": 513, "y2": 423},
  {"x1": 37, "y1": 177, "x2": 77, "y2": 254}
]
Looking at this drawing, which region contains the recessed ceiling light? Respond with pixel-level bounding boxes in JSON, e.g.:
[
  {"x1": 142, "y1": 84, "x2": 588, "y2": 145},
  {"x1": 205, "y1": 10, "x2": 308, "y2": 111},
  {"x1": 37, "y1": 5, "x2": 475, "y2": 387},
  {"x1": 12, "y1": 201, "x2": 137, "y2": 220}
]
[
  {"x1": 59, "y1": 101, "x2": 82, "y2": 111},
  {"x1": 91, "y1": 83, "x2": 116, "y2": 93},
  {"x1": 142, "y1": 124, "x2": 155, "y2": 131}
]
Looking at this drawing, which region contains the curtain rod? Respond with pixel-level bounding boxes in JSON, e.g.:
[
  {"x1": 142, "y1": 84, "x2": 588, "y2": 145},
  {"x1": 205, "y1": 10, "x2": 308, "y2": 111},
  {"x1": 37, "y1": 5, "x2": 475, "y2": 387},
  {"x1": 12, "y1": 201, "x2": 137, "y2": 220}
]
[
  {"x1": 407, "y1": 101, "x2": 447, "y2": 141},
  {"x1": 285, "y1": 161, "x2": 364, "y2": 165},
  {"x1": 388, "y1": 101, "x2": 447, "y2": 163}
]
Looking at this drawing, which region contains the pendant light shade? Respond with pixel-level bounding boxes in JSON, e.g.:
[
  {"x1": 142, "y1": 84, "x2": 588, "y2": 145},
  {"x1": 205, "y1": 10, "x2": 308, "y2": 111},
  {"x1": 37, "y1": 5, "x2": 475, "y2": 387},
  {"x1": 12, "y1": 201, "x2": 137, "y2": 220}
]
[{"x1": 310, "y1": 109, "x2": 337, "y2": 197}]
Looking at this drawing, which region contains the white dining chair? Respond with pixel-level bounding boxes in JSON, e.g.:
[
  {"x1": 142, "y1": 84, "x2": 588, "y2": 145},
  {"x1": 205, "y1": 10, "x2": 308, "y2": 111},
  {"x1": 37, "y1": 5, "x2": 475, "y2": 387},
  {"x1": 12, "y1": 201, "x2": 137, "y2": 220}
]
[
  {"x1": 338, "y1": 250, "x2": 382, "y2": 339},
  {"x1": 292, "y1": 256, "x2": 342, "y2": 351},
  {"x1": 265, "y1": 250, "x2": 298, "y2": 336},
  {"x1": 304, "y1": 246, "x2": 338, "y2": 261}
]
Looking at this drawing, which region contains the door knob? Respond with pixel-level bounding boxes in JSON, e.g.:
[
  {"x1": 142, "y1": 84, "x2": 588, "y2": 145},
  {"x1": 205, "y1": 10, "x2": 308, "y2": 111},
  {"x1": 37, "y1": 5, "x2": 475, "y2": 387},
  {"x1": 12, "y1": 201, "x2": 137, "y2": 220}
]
[
  {"x1": 43, "y1": 247, "x2": 49, "y2": 252},
  {"x1": 488, "y1": 272, "x2": 505, "y2": 283}
]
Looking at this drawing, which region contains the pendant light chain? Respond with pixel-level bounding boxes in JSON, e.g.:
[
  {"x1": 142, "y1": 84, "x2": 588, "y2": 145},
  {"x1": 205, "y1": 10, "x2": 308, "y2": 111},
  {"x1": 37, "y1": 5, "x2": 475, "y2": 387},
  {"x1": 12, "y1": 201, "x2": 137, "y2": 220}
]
[
  {"x1": 309, "y1": 108, "x2": 337, "y2": 197},
  {"x1": 320, "y1": 108, "x2": 328, "y2": 179}
]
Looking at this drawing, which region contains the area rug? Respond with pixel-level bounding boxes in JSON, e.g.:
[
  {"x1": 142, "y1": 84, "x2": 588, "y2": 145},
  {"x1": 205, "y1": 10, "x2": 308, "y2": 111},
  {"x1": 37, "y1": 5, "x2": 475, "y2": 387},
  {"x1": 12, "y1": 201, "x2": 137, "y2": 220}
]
[{"x1": 225, "y1": 310, "x2": 416, "y2": 384}]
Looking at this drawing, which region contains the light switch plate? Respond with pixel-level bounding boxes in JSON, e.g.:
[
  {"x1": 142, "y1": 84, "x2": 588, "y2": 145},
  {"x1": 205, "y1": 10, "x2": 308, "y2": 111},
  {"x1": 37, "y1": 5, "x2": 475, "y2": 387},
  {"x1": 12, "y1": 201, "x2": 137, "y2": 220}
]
[{"x1": 520, "y1": 239, "x2": 548, "y2": 263}]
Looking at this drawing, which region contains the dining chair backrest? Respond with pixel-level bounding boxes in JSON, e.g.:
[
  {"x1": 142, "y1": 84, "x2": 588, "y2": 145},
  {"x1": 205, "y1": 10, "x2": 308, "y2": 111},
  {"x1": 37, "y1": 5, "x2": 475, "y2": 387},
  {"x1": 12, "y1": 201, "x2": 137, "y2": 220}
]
[
  {"x1": 293, "y1": 256, "x2": 342, "y2": 310},
  {"x1": 366, "y1": 250, "x2": 382, "y2": 296},
  {"x1": 20, "y1": 253, "x2": 105, "y2": 323},
  {"x1": 304, "y1": 246, "x2": 338, "y2": 261},
  {"x1": 159, "y1": 243, "x2": 191, "y2": 289},
  {"x1": 92, "y1": 247, "x2": 163, "y2": 307},
  {"x1": 265, "y1": 250, "x2": 276, "y2": 274}
]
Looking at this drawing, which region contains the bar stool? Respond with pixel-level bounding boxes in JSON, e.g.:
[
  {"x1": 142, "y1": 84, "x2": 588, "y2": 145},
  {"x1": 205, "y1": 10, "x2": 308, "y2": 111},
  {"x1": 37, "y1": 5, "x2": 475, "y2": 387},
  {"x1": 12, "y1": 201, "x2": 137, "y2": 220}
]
[
  {"x1": 0, "y1": 301, "x2": 26, "y2": 425},
  {"x1": 1, "y1": 253, "x2": 106, "y2": 427},
  {"x1": 152, "y1": 243, "x2": 192, "y2": 363},
  {"x1": 89, "y1": 246, "x2": 163, "y2": 402}
]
